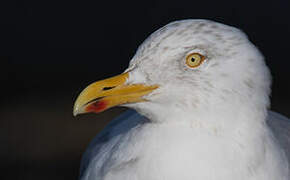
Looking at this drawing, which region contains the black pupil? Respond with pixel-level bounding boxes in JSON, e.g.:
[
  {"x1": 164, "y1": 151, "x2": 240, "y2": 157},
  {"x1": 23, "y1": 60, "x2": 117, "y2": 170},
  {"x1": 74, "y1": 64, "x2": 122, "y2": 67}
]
[{"x1": 191, "y1": 57, "x2": 196, "y2": 62}]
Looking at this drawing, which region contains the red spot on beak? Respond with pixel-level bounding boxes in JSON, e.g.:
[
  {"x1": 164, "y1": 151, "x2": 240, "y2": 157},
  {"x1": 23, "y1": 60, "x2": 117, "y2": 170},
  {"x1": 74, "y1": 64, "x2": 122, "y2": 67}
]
[{"x1": 85, "y1": 100, "x2": 107, "y2": 113}]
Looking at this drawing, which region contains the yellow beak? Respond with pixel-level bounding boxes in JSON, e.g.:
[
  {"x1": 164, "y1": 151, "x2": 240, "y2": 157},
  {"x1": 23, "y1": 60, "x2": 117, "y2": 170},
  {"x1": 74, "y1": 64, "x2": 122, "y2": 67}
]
[{"x1": 73, "y1": 72, "x2": 159, "y2": 116}]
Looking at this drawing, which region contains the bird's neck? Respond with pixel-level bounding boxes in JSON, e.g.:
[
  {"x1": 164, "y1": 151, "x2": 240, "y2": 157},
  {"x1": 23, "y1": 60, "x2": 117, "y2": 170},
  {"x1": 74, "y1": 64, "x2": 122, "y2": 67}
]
[
  {"x1": 134, "y1": 104, "x2": 275, "y2": 179},
  {"x1": 136, "y1": 101, "x2": 268, "y2": 135}
]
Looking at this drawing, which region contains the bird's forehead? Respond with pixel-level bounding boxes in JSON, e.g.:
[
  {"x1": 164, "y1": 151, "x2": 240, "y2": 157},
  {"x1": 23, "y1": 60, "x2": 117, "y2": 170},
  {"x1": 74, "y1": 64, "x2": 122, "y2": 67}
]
[{"x1": 131, "y1": 20, "x2": 248, "y2": 64}]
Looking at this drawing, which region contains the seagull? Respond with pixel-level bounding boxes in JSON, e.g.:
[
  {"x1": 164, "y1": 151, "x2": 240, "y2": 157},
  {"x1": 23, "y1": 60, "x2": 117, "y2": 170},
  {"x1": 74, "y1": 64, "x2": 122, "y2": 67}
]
[{"x1": 73, "y1": 19, "x2": 290, "y2": 180}]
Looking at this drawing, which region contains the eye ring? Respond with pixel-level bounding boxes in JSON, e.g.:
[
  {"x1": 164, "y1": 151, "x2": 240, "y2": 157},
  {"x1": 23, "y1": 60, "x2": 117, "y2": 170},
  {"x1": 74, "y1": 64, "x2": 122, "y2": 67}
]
[{"x1": 185, "y1": 53, "x2": 205, "y2": 68}]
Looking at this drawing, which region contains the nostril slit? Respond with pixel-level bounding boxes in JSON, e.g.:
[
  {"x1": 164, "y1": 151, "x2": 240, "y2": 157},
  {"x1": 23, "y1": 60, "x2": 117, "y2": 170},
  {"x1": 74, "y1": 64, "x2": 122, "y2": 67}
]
[{"x1": 102, "y1": 86, "x2": 115, "y2": 91}]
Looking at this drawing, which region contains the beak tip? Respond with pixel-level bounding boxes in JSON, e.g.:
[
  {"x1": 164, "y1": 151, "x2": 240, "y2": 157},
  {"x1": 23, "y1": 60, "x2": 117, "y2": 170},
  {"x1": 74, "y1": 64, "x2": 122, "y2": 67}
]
[
  {"x1": 73, "y1": 111, "x2": 78, "y2": 117},
  {"x1": 73, "y1": 103, "x2": 81, "y2": 117},
  {"x1": 73, "y1": 108, "x2": 78, "y2": 117}
]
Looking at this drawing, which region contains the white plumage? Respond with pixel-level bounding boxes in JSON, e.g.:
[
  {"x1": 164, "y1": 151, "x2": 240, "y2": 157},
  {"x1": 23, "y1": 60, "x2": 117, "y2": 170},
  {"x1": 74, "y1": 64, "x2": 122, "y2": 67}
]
[{"x1": 79, "y1": 19, "x2": 290, "y2": 180}]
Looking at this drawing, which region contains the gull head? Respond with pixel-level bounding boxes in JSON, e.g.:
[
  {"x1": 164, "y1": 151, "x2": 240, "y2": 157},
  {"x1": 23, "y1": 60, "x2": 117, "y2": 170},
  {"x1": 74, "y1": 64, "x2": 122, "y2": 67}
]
[{"x1": 74, "y1": 19, "x2": 271, "y2": 124}]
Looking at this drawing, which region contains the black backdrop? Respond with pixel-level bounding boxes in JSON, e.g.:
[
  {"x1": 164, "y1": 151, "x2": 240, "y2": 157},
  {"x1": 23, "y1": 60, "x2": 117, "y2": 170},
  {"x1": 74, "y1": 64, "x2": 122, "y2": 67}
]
[{"x1": 1, "y1": 0, "x2": 290, "y2": 179}]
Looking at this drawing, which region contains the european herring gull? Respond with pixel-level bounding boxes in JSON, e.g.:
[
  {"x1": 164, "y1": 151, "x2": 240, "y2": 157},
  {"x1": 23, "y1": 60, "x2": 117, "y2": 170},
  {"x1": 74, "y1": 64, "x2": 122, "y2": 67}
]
[{"x1": 73, "y1": 19, "x2": 290, "y2": 180}]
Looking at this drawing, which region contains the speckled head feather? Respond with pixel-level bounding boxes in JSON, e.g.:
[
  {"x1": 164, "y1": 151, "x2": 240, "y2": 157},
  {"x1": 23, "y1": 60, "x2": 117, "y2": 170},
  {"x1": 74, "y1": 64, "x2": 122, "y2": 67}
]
[{"x1": 125, "y1": 19, "x2": 271, "y2": 125}]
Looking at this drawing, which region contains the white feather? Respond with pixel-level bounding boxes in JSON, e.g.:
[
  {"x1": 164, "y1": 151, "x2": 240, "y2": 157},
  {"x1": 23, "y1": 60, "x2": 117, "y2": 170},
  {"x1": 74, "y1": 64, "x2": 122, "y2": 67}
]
[{"x1": 80, "y1": 19, "x2": 289, "y2": 180}]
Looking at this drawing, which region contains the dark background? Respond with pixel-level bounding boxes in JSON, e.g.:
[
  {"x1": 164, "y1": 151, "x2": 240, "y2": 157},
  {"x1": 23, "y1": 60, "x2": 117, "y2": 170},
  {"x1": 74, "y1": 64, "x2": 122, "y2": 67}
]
[{"x1": 1, "y1": 0, "x2": 290, "y2": 179}]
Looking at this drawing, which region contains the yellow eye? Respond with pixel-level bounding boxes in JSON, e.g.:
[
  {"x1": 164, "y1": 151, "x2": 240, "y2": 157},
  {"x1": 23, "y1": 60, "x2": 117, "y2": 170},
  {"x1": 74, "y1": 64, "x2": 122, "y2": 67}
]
[{"x1": 185, "y1": 53, "x2": 205, "y2": 68}]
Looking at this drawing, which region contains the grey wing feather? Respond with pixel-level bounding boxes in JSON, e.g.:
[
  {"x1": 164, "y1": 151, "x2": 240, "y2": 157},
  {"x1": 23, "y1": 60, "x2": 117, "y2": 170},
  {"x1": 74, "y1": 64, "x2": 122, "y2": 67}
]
[
  {"x1": 267, "y1": 111, "x2": 290, "y2": 164},
  {"x1": 79, "y1": 109, "x2": 149, "y2": 178}
]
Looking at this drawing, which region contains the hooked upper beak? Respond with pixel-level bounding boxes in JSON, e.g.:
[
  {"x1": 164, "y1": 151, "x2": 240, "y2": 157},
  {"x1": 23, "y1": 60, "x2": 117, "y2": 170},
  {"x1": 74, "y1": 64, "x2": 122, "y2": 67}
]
[{"x1": 73, "y1": 72, "x2": 159, "y2": 116}]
